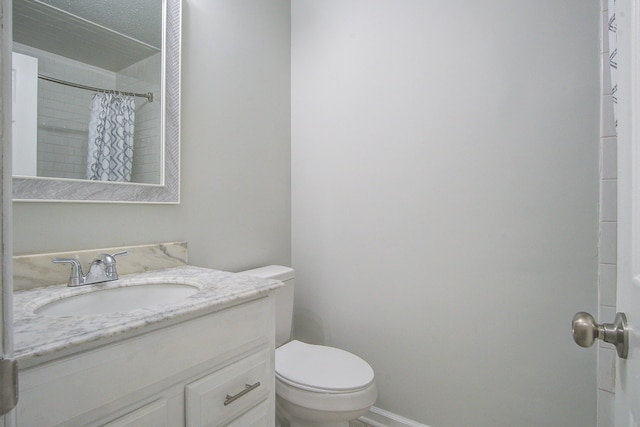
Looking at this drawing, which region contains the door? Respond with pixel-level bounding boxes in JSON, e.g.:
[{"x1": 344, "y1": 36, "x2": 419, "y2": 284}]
[
  {"x1": 616, "y1": 0, "x2": 640, "y2": 424},
  {"x1": 569, "y1": 0, "x2": 640, "y2": 425},
  {"x1": 1, "y1": 0, "x2": 16, "y2": 425}
]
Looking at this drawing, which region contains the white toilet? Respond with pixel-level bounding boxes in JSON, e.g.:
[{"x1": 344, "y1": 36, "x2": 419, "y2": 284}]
[{"x1": 239, "y1": 265, "x2": 377, "y2": 427}]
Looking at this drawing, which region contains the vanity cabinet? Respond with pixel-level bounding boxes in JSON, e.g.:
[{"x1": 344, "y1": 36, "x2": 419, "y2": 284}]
[{"x1": 16, "y1": 296, "x2": 276, "y2": 427}]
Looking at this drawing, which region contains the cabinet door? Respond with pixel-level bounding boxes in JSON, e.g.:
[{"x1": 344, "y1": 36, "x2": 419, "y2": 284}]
[
  {"x1": 101, "y1": 399, "x2": 168, "y2": 427},
  {"x1": 225, "y1": 400, "x2": 270, "y2": 427},
  {"x1": 186, "y1": 349, "x2": 271, "y2": 427}
]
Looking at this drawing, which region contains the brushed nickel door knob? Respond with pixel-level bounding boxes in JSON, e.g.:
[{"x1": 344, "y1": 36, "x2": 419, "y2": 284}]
[{"x1": 572, "y1": 312, "x2": 629, "y2": 359}]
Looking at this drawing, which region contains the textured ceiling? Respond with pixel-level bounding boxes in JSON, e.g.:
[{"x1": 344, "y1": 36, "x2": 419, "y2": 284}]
[
  {"x1": 38, "y1": 0, "x2": 161, "y2": 48},
  {"x1": 14, "y1": 0, "x2": 161, "y2": 71}
]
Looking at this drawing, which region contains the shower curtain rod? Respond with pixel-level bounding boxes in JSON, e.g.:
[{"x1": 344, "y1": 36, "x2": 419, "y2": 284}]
[{"x1": 38, "y1": 74, "x2": 154, "y2": 102}]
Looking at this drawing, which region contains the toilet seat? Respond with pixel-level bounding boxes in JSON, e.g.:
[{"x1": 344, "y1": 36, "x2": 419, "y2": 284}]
[{"x1": 276, "y1": 340, "x2": 375, "y2": 393}]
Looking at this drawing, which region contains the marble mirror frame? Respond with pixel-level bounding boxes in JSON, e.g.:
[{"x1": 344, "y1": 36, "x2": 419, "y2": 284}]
[{"x1": 12, "y1": 0, "x2": 181, "y2": 204}]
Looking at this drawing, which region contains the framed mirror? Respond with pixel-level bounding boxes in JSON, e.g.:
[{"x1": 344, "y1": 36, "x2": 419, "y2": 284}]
[{"x1": 12, "y1": 0, "x2": 180, "y2": 203}]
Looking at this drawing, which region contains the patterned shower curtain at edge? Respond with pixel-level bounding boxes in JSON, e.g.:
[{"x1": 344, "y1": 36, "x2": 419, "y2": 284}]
[
  {"x1": 86, "y1": 93, "x2": 135, "y2": 182},
  {"x1": 609, "y1": 0, "x2": 617, "y2": 130}
]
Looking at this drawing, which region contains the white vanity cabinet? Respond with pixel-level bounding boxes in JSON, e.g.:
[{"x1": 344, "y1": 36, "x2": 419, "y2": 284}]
[{"x1": 16, "y1": 296, "x2": 276, "y2": 427}]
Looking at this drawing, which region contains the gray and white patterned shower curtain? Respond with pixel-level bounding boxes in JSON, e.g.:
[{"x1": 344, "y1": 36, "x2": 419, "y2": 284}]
[
  {"x1": 86, "y1": 93, "x2": 135, "y2": 182},
  {"x1": 609, "y1": 0, "x2": 617, "y2": 129}
]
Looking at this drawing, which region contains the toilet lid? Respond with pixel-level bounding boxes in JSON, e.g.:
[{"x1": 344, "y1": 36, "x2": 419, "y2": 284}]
[{"x1": 276, "y1": 340, "x2": 375, "y2": 392}]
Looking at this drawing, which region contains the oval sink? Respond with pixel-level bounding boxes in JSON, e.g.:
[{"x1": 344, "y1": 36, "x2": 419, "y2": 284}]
[{"x1": 34, "y1": 284, "x2": 200, "y2": 316}]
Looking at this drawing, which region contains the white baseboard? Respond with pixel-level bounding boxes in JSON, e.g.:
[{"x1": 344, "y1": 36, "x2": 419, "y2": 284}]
[{"x1": 358, "y1": 406, "x2": 430, "y2": 427}]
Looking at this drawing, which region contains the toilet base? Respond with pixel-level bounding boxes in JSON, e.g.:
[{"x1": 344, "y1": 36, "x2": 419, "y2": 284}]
[{"x1": 276, "y1": 395, "x2": 367, "y2": 427}]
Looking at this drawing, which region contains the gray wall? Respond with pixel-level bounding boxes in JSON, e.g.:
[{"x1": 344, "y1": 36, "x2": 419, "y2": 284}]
[
  {"x1": 13, "y1": 0, "x2": 291, "y2": 272},
  {"x1": 291, "y1": 1, "x2": 600, "y2": 426}
]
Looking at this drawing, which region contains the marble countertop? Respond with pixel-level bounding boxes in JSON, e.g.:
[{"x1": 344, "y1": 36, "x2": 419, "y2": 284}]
[{"x1": 13, "y1": 266, "x2": 282, "y2": 365}]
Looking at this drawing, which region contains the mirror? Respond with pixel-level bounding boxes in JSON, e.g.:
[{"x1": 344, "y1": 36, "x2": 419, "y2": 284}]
[{"x1": 12, "y1": 0, "x2": 180, "y2": 203}]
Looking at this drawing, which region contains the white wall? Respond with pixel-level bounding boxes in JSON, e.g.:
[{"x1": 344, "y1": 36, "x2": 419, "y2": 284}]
[
  {"x1": 291, "y1": 1, "x2": 600, "y2": 426},
  {"x1": 13, "y1": 0, "x2": 291, "y2": 272}
]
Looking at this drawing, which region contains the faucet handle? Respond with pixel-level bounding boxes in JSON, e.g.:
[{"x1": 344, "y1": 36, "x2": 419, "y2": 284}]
[
  {"x1": 94, "y1": 251, "x2": 127, "y2": 264},
  {"x1": 94, "y1": 251, "x2": 128, "y2": 279},
  {"x1": 52, "y1": 257, "x2": 83, "y2": 287}
]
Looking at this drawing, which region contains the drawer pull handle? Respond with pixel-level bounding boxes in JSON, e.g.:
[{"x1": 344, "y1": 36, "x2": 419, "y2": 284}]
[{"x1": 224, "y1": 382, "x2": 261, "y2": 406}]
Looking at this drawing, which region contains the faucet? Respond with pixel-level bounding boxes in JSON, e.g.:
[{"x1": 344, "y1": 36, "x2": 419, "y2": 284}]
[{"x1": 52, "y1": 251, "x2": 128, "y2": 287}]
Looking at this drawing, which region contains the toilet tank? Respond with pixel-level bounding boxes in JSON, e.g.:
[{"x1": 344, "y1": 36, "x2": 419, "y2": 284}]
[{"x1": 237, "y1": 265, "x2": 294, "y2": 347}]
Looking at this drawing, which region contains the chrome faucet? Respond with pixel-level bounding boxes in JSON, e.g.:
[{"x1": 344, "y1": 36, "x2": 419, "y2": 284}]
[{"x1": 52, "y1": 251, "x2": 128, "y2": 287}]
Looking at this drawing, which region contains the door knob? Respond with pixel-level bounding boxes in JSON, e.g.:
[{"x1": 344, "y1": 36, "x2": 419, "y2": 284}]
[{"x1": 572, "y1": 312, "x2": 628, "y2": 359}]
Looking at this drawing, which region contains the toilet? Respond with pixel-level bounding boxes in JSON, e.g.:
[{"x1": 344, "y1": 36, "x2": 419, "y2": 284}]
[{"x1": 238, "y1": 265, "x2": 377, "y2": 427}]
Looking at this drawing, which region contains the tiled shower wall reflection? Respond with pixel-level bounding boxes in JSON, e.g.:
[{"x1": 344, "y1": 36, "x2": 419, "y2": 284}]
[
  {"x1": 598, "y1": 1, "x2": 618, "y2": 426},
  {"x1": 12, "y1": 44, "x2": 161, "y2": 184}
]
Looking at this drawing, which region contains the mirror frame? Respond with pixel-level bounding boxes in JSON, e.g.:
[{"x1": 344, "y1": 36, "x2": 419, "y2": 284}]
[{"x1": 12, "y1": 0, "x2": 181, "y2": 204}]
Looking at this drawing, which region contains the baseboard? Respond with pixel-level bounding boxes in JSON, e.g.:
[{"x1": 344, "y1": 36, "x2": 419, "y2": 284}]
[{"x1": 358, "y1": 406, "x2": 430, "y2": 427}]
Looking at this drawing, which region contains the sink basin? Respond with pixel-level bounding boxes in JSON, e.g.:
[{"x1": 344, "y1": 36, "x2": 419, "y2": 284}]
[{"x1": 34, "y1": 284, "x2": 200, "y2": 316}]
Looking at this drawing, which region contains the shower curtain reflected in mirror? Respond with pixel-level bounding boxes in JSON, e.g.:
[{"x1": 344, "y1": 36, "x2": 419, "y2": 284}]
[{"x1": 86, "y1": 93, "x2": 135, "y2": 182}]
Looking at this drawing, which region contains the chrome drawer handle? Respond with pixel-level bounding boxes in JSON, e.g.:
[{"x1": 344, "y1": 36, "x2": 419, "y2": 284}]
[{"x1": 224, "y1": 382, "x2": 261, "y2": 406}]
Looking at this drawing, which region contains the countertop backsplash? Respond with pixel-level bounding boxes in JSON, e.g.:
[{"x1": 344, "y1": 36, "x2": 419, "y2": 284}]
[{"x1": 13, "y1": 242, "x2": 188, "y2": 291}]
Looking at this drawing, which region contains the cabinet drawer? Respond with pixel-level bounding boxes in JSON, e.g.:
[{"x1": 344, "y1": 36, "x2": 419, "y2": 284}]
[{"x1": 186, "y1": 349, "x2": 271, "y2": 427}]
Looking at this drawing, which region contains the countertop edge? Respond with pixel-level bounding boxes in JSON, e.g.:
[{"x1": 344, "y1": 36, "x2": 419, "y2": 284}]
[{"x1": 13, "y1": 266, "x2": 283, "y2": 366}]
